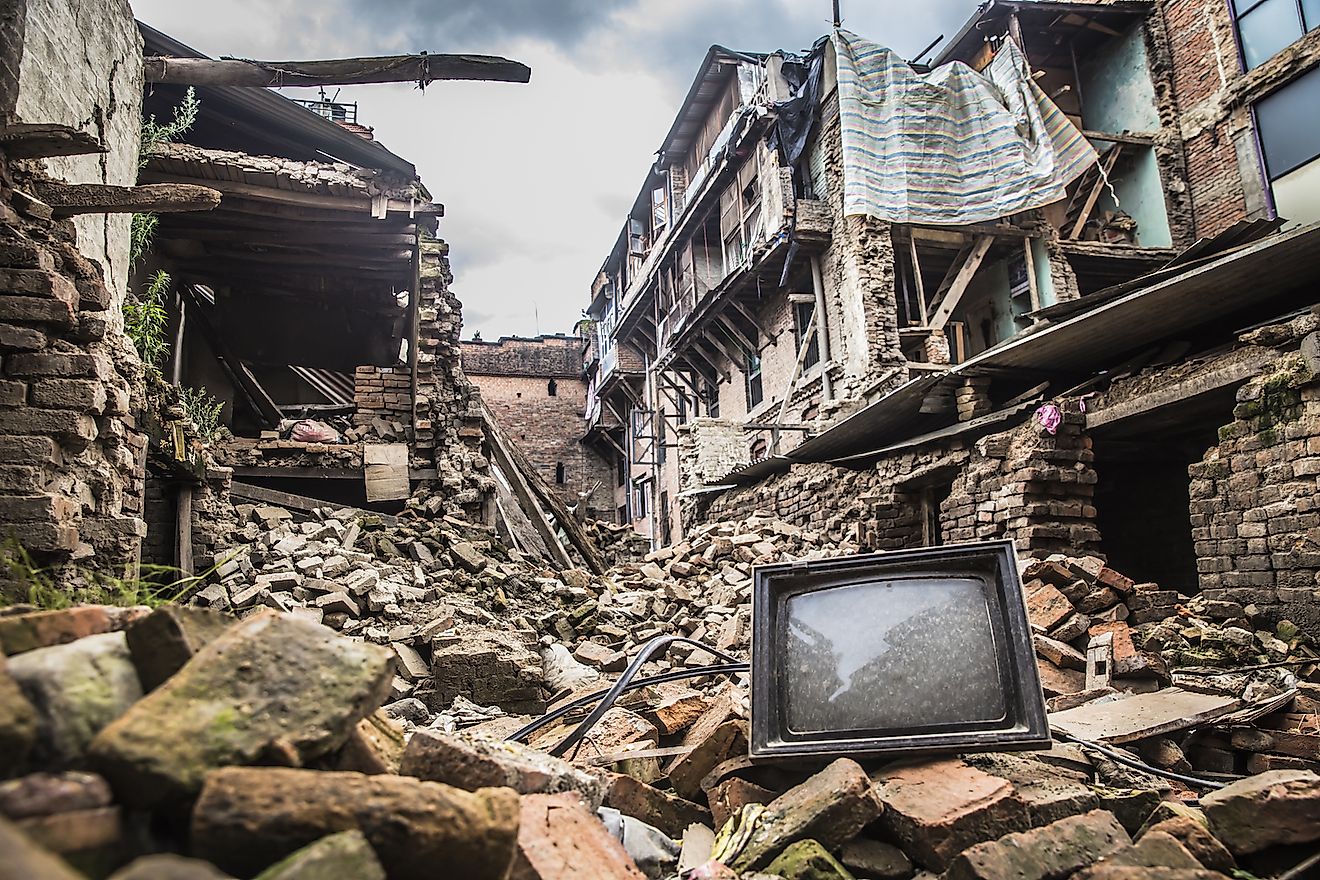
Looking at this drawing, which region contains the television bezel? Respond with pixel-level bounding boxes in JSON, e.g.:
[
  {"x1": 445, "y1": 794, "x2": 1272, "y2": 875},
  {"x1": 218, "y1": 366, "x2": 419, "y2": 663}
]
[{"x1": 749, "y1": 540, "x2": 1050, "y2": 760}]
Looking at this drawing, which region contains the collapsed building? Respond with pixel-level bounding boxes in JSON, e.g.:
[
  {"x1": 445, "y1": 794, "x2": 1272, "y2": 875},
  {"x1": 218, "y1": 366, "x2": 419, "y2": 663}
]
[{"x1": 583, "y1": 0, "x2": 1320, "y2": 635}]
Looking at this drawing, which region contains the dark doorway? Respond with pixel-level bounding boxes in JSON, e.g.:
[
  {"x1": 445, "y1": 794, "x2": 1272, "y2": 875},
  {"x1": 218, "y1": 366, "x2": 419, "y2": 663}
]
[{"x1": 1091, "y1": 393, "x2": 1230, "y2": 594}]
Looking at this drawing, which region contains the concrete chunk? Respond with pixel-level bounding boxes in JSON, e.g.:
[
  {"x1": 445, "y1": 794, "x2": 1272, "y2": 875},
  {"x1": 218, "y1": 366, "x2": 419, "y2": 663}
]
[{"x1": 1201, "y1": 769, "x2": 1320, "y2": 854}]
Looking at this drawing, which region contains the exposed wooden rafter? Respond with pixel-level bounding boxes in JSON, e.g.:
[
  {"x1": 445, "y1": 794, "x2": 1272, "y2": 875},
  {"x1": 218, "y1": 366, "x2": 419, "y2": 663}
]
[{"x1": 144, "y1": 53, "x2": 531, "y2": 87}]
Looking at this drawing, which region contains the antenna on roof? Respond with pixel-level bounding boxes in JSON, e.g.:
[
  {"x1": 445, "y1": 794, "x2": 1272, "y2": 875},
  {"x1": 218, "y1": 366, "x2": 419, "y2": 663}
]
[{"x1": 832, "y1": 0, "x2": 842, "y2": 27}]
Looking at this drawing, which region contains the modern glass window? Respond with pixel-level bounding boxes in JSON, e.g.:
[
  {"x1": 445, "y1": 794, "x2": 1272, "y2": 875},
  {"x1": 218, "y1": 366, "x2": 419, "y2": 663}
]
[
  {"x1": 1233, "y1": 0, "x2": 1318, "y2": 69},
  {"x1": 1256, "y1": 66, "x2": 1320, "y2": 226}
]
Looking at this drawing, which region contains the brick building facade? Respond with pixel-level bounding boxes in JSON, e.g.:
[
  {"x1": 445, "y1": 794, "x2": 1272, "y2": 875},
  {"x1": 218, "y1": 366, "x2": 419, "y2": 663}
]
[{"x1": 461, "y1": 334, "x2": 614, "y2": 520}]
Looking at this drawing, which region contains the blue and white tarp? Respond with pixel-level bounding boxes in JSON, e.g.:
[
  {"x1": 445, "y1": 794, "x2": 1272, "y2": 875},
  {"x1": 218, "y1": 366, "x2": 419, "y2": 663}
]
[{"x1": 832, "y1": 30, "x2": 1097, "y2": 225}]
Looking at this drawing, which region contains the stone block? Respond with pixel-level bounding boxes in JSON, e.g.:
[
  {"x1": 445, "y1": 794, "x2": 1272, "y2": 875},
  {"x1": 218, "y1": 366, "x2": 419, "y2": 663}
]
[
  {"x1": 5, "y1": 351, "x2": 95, "y2": 378},
  {"x1": 89, "y1": 612, "x2": 394, "y2": 807},
  {"x1": 430, "y1": 630, "x2": 547, "y2": 714},
  {"x1": 250, "y1": 830, "x2": 385, "y2": 880},
  {"x1": 332, "y1": 710, "x2": 405, "y2": 776},
  {"x1": 0, "y1": 655, "x2": 38, "y2": 776},
  {"x1": 0, "y1": 409, "x2": 96, "y2": 449},
  {"x1": 510, "y1": 792, "x2": 645, "y2": 880},
  {"x1": 192, "y1": 766, "x2": 519, "y2": 880},
  {"x1": 943, "y1": 809, "x2": 1131, "y2": 880},
  {"x1": 765, "y1": 839, "x2": 854, "y2": 879},
  {"x1": 729, "y1": 758, "x2": 883, "y2": 872},
  {"x1": 0, "y1": 771, "x2": 112, "y2": 820},
  {"x1": 124, "y1": 606, "x2": 233, "y2": 691},
  {"x1": 602, "y1": 771, "x2": 710, "y2": 838},
  {"x1": 1027, "y1": 583, "x2": 1075, "y2": 631},
  {"x1": 872, "y1": 758, "x2": 1030, "y2": 871},
  {"x1": 667, "y1": 719, "x2": 747, "y2": 803},
  {"x1": 108, "y1": 854, "x2": 233, "y2": 879},
  {"x1": 401, "y1": 729, "x2": 604, "y2": 807},
  {"x1": 708, "y1": 775, "x2": 777, "y2": 830},
  {"x1": 0, "y1": 295, "x2": 76, "y2": 326},
  {"x1": 0, "y1": 814, "x2": 86, "y2": 880},
  {"x1": 29, "y1": 378, "x2": 105, "y2": 412},
  {"x1": 8, "y1": 632, "x2": 143, "y2": 767},
  {"x1": 1140, "y1": 817, "x2": 1235, "y2": 874},
  {"x1": 1201, "y1": 769, "x2": 1320, "y2": 854}
]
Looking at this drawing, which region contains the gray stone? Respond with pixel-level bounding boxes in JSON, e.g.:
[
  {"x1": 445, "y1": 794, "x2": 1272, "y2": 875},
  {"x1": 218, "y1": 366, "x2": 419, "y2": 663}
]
[
  {"x1": 88, "y1": 612, "x2": 394, "y2": 807},
  {"x1": 0, "y1": 654, "x2": 38, "y2": 775},
  {"x1": 1202, "y1": 769, "x2": 1320, "y2": 854},
  {"x1": 0, "y1": 814, "x2": 85, "y2": 880},
  {"x1": 943, "y1": 810, "x2": 1131, "y2": 880},
  {"x1": 125, "y1": 606, "x2": 233, "y2": 691},
  {"x1": 252, "y1": 830, "x2": 384, "y2": 880},
  {"x1": 8, "y1": 632, "x2": 142, "y2": 767},
  {"x1": 108, "y1": 855, "x2": 233, "y2": 879}
]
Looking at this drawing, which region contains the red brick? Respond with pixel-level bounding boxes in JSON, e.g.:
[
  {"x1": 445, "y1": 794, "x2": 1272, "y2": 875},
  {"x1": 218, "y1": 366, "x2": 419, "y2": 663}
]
[{"x1": 511, "y1": 792, "x2": 645, "y2": 880}]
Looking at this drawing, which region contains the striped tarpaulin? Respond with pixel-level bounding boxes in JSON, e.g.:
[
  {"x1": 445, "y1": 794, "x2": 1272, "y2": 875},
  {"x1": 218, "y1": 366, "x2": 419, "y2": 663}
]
[{"x1": 833, "y1": 30, "x2": 1097, "y2": 225}]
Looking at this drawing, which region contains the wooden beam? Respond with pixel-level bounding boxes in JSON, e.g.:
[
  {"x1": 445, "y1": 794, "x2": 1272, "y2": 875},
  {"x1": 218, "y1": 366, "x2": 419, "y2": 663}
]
[
  {"x1": 930, "y1": 235, "x2": 993, "y2": 330},
  {"x1": 728, "y1": 298, "x2": 770, "y2": 341},
  {"x1": 182, "y1": 289, "x2": 283, "y2": 428},
  {"x1": 229, "y1": 480, "x2": 401, "y2": 524},
  {"x1": 175, "y1": 485, "x2": 194, "y2": 577},
  {"x1": 481, "y1": 403, "x2": 579, "y2": 572},
  {"x1": 144, "y1": 53, "x2": 531, "y2": 87},
  {"x1": 161, "y1": 227, "x2": 418, "y2": 247},
  {"x1": 0, "y1": 123, "x2": 105, "y2": 158},
  {"x1": 141, "y1": 171, "x2": 437, "y2": 217},
  {"x1": 713, "y1": 314, "x2": 757, "y2": 356},
  {"x1": 33, "y1": 181, "x2": 220, "y2": 216},
  {"x1": 909, "y1": 236, "x2": 929, "y2": 325}
]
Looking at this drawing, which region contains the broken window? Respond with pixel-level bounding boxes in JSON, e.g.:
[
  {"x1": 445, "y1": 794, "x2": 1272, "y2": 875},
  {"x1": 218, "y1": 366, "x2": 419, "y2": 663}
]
[
  {"x1": 1232, "y1": 0, "x2": 1318, "y2": 69},
  {"x1": 1256, "y1": 65, "x2": 1320, "y2": 227},
  {"x1": 651, "y1": 185, "x2": 669, "y2": 237},
  {"x1": 703, "y1": 378, "x2": 720, "y2": 418},
  {"x1": 555, "y1": 462, "x2": 566, "y2": 484},
  {"x1": 547, "y1": 379, "x2": 557, "y2": 397},
  {"x1": 745, "y1": 352, "x2": 763, "y2": 409},
  {"x1": 793, "y1": 299, "x2": 820, "y2": 369},
  {"x1": 720, "y1": 158, "x2": 763, "y2": 275}
]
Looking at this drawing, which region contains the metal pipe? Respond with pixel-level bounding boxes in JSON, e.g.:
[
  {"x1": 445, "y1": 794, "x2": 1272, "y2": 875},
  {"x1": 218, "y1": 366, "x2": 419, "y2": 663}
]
[{"x1": 809, "y1": 255, "x2": 834, "y2": 403}]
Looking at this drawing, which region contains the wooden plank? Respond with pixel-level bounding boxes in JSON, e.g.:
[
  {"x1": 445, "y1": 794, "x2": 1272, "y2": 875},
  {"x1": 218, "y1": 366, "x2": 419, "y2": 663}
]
[
  {"x1": 1069, "y1": 146, "x2": 1123, "y2": 239},
  {"x1": 144, "y1": 53, "x2": 531, "y2": 87},
  {"x1": 0, "y1": 123, "x2": 106, "y2": 158},
  {"x1": 363, "y1": 443, "x2": 410, "y2": 503},
  {"x1": 1050, "y1": 687, "x2": 1243, "y2": 744},
  {"x1": 229, "y1": 480, "x2": 400, "y2": 525},
  {"x1": 909, "y1": 236, "x2": 929, "y2": 325},
  {"x1": 483, "y1": 402, "x2": 606, "y2": 575},
  {"x1": 929, "y1": 235, "x2": 993, "y2": 330},
  {"x1": 175, "y1": 485, "x2": 194, "y2": 577},
  {"x1": 33, "y1": 181, "x2": 220, "y2": 216},
  {"x1": 483, "y1": 406, "x2": 576, "y2": 571},
  {"x1": 142, "y1": 171, "x2": 435, "y2": 216}
]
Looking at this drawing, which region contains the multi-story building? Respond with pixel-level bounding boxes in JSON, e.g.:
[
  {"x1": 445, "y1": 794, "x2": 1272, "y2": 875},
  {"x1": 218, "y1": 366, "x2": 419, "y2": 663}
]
[{"x1": 584, "y1": 0, "x2": 1320, "y2": 547}]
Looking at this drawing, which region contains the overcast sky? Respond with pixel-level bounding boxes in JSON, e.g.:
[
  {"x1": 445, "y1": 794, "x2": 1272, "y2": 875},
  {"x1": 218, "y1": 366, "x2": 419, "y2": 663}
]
[{"x1": 131, "y1": 0, "x2": 979, "y2": 339}]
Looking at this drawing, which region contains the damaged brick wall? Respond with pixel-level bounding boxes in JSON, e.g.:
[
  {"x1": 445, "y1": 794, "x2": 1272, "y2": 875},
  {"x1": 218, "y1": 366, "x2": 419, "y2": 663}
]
[
  {"x1": 0, "y1": 162, "x2": 147, "y2": 582},
  {"x1": 411, "y1": 240, "x2": 494, "y2": 520},
  {"x1": 353, "y1": 366, "x2": 411, "y2": 437},
  {"x1": 693, "y1": 401, "x2": 1101, "y2": 559},
  {"x1": 1190, "y1": 315, "x2": 1320, "y2": 632},
  {"x1": 459, "y1": 335, "x2": 614, "y2": 518}
]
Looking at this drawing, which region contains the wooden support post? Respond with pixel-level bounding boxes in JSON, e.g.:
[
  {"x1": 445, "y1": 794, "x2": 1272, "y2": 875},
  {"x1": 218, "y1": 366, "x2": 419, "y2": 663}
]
[
  {"x1": 909, "y1": 236, "x2": 929, "y2": 326},
  {"x1": 144, "y1": 53, "x2": 531, "y2": 86},
  {"x1": 929, "y1": 235, "x2": 993, "y2": 330},
  {"x1": 175, "y1": 485, "x2": 194, "y2": 577},
  {"x1": 772, "y1": 307, "x2": 818, "y2": 453},
  {"x1": 1023, "y1": 238, "x2": 1041, "y2": 312}
]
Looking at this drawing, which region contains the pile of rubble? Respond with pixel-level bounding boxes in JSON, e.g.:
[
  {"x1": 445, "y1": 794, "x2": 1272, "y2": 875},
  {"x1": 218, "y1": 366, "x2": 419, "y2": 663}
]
[
  {"x1": 4, "y1": 497, "x2": 1320, "y2": 879},
  {"x1": 1, "y1": 597, "x2": 1319, "y2": 880}
]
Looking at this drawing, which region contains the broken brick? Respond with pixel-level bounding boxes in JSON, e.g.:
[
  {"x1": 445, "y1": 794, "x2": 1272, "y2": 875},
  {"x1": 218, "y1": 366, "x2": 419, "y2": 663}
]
[
  {"x1": 511, "y1": 792, "x2": 645, "y2": 880},
  {"x1": 943, "y1": 809, "x2": 1130, "y2": 880}
]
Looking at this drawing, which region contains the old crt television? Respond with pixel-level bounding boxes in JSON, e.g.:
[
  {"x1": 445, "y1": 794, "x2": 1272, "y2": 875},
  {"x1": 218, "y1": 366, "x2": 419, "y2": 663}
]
[{"x1": 750, "y1": 540, "x2": 1049, "y2": 759}]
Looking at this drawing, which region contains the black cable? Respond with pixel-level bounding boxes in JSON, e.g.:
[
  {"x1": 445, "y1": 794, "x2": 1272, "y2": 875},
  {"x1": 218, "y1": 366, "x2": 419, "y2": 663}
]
[
  {"x1": 548, "y1": 635, "x2": 744, "y2": 758},
  {"x1": 503, "y1": 661, "x2": 750, "y2": 745},
  {"x1": 1052, "y1": 729, "x2": 1229, "y2": 790}
]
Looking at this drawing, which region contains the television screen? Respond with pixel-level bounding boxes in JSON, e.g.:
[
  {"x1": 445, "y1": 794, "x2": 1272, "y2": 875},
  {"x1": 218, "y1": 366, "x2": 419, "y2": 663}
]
[{"x1": 751, "y1": 540, "x2": 1049, "y2": 759}]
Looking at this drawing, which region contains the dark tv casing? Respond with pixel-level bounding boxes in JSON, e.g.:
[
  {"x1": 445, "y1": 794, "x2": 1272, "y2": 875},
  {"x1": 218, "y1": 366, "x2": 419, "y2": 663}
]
[{"x1": 750, "y1": 540, "x2": 1050, "y2": 760}]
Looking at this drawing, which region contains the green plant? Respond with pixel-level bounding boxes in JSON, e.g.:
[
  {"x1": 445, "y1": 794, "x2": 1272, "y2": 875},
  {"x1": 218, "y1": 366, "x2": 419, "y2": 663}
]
[
  {"x1": 0, "y1": 540, "x2": 231, "y2": 610},
  {"x1": 132, "y1": 87, "x2": 200, "y2": 266},
  {"x1": 139, "y1": 86, "x2": 200, "y2": 168},
  {"x1": 124, "y1": 269, "x2": 171, "y2": 370},
  {"x1": 179, "y1": 385, "x2": 227, "y2": 442}
]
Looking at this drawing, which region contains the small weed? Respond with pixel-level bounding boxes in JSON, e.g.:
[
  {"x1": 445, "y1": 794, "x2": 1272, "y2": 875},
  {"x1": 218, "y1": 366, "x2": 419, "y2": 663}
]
[{"x1": 124, "y1": 269, "x2": 171, "y2": 370}]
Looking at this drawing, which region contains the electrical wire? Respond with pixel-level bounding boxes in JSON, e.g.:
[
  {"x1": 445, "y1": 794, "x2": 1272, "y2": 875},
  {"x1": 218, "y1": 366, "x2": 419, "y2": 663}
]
[
  {"x1": 1051, "y1": 728, "x2": 1230, "y2": 790},
  {"x1": 503, "y1": 661, "x2": 750, "y2": 745},
  {"x1": 548, "y1": 635, "x2": 744, "y2": 758},
  {"x1": 503, "y1": 635, "x2": 745, "y2": 750}
]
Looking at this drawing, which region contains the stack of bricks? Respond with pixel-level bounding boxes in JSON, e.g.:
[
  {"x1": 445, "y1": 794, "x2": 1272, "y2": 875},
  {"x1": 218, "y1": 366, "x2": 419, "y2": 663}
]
[
  {"x1": 944, "y1": 402, "x2": 1101, "y2": 557},
  {"x1": 0, "y1": 154, "x2": 145, "y2": 584},
  {"x1": 410, "y1": 239, "x2": 494, "y2": 520},
  {"x1": 955, "y1": 376, "x2": 993, "y2": 421},
  {"x1": 352, "y1": 366, "x2": 411, "y2": 439},
  {"x1": 1189, "y1": 324, "x2": 1320, "y2": 633}
]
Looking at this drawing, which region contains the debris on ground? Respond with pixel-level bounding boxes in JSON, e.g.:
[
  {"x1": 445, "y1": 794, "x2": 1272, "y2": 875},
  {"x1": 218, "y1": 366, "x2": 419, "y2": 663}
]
[{"x1": 2, "y1": 504, "x2": 1319, "y2": 879}]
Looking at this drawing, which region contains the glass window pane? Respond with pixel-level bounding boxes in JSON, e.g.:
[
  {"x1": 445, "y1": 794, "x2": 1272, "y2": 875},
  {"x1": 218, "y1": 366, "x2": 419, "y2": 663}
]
[
  {"x1": 1305, "y1": 0, "x2": 1320, "y2": 30},
  {"x1": 1239, "y1": 0, "x2": 1304, "y2": 68},
  {"x1": 1257, "y1": 66, "x2": 1320, "y2": 178},
  {"x1": 1272, "y1": 157, "x2": 1320, "y2": 228},
  {"x1": 782, "y1": 577, "x2": 1006, "y2": 733}
]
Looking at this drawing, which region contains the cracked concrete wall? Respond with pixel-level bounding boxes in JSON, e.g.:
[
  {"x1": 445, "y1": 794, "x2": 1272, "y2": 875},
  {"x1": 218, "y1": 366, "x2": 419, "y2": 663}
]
[{"x1": 13, "y1": 0, "x2": 141, "y2": 306}]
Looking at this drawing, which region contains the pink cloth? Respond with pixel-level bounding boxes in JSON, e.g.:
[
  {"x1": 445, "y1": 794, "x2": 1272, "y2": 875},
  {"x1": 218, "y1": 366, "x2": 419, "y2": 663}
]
[{"x1": 1035, "y1": 404, "x2": 1062, "y2": 435}]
